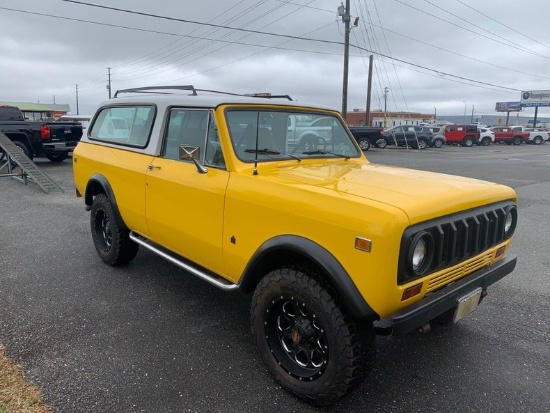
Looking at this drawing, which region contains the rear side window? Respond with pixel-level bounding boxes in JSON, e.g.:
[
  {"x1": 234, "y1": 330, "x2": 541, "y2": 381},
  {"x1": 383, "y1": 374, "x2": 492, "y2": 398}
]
[{"x1": 89, "y1": 106, "x2": 155, "y2": 147}]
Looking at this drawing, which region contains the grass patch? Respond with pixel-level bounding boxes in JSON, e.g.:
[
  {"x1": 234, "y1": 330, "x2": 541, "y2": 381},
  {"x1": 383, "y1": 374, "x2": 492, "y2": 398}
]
[{"x1": 0, "y1": 346, "x2": 51, "y2": 413}]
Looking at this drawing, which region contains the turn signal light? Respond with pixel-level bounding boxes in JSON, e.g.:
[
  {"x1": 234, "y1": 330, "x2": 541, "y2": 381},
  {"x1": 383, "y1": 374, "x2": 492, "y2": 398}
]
[{"x1": 401, "y1": 283, "x2": 422, "y2": 301}]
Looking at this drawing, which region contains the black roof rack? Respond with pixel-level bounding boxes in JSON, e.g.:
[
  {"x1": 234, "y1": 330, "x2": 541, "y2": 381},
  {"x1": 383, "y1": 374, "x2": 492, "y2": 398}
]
[{"x1": 114, "y1": 85, "x2": 292, "y2": 101}]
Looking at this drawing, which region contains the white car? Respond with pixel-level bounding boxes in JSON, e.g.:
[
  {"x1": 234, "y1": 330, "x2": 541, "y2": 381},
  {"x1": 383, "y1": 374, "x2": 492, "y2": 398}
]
[
  {"x1": 524, "y1": 128, "x2": 549, "y2": 145},
  {"x1": 477, "y1": 127, "x2": 495, "y2": 146}
]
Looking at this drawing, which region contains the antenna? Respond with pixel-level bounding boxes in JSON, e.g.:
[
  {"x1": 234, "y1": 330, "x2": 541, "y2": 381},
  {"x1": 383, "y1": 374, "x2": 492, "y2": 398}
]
[{"x1": 253, "y1": 112, "x2": 259, "y2": 176}]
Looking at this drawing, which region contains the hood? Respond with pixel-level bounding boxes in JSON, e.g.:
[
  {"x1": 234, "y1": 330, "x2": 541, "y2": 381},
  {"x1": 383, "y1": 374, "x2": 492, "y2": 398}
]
[{"x1": 264, "y1": 160, "x2": 516, "y2": 224}]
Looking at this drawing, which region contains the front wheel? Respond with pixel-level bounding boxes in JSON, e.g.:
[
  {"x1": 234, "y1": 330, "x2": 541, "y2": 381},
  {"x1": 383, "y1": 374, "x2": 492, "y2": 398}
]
[
  {"x1": 533, "y1": 136, "x2": 543, "y2": 145},
  {"x1": 45, "y1": 152, "x2": 69, "y2": 162},
  {"x1": 512, "y1": 136, "x2": 523, "y2": 145},
  {"x1": 416, "y1": 138, "x2": 428, "y2": 149},
  {"x1": 90, "y1": 194, "x2": 138, "y2": 266},
  {"x1": 357, "y1": 138, "x2": 370, "y2": 151},
  {"x1": 251, "y1": 268, "x2": 367, "y2": 406},
  {"x1": 432, "y1": 138, "x2": 444, "y2": 148},
  {"x1": 376, "y1": 139, "x2": 387, "y2": 149},
  {"x1": 480, "y1": 137, "x2": 492, "y2": 146}
]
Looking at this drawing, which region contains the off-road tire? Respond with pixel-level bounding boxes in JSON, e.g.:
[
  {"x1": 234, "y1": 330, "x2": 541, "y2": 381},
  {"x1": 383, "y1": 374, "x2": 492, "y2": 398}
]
[
  {"x1": 251, "y1": 267, "x2": 370, "y2": 406},
  {"x1": 90, "y1": 194, "x2": 138, "y2": 266}
]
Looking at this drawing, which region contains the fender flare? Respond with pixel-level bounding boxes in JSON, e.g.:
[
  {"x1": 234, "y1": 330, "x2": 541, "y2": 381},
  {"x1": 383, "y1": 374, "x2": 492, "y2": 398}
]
[
  {"x1": 239, "y1": 235, "x2": 377, "y2": 320},
  {"x1": 85, "y1": 174, "x2": 128, "y2": 229}
]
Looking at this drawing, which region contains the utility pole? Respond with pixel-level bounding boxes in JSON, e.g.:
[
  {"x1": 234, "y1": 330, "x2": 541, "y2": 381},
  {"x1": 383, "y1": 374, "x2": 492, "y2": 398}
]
[
  {"x1": 338, "y1": 1, "x2": 351, "y2": 120},
  {"x1": 471, "y1": 104, "x2": 475, "y2": 123},
  {"x1": 107, "y1": 67, "x2": 112, "y2": 99},
  {"x1": 365, "y1": 55, "x2": 373, "y2": 126},
  {"x1": 434, "y1": 107, "x2": 437, "y2": 123},
  {"x1": 75, "y1": 84, "x2": 79, "y2": 115},
  {"x1": 53, "y1": 96, "x2": 56, "y2": 104},
  {"x1": 383, "y1": 87, "x2": 389, "y2": 128}
]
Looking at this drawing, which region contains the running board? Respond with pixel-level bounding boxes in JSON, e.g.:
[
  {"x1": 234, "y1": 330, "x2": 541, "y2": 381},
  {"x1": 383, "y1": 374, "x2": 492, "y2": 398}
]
[{"x1": 129, "y1": 232, "x2": 238, "y2": 291}]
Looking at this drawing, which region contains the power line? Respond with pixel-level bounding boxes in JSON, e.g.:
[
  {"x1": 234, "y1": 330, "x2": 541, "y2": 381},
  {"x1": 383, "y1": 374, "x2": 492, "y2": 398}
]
[
  {"x1": 0, "y1": 3, "x2": 522, "y2": 99},
  {"x1": 455, "y1": 0, "x2": 550, "y2": 50}
]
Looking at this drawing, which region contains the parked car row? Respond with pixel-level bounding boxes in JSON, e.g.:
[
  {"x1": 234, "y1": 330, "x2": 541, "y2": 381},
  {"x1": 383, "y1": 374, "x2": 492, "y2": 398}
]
[{"x1": 349, "y1": 123, "x2": 550, "y2": 150}]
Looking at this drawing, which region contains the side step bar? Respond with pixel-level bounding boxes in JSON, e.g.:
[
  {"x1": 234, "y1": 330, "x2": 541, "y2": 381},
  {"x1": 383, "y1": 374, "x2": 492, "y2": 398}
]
[{"x1": 129, "y1": 232, "x2": 239, "y2": 292}]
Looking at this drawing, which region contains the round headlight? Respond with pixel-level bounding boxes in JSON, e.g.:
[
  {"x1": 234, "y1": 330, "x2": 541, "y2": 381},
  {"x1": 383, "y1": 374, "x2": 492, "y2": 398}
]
[
  {"x1": 412, "y1": 237, "x2": 427, "y2": 271},
  {"x1": 504, "y1": 206, "x2": 517, "y2": 238},
  {"x1": 408, "y1": 231, "x2": 434, "y2": 276}
]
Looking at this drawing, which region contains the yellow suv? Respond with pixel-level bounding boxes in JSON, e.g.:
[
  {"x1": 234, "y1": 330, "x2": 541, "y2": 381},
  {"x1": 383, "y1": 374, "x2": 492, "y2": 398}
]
[{"x1": 73, "y1": 86, "x2": 518, "y2": 405}]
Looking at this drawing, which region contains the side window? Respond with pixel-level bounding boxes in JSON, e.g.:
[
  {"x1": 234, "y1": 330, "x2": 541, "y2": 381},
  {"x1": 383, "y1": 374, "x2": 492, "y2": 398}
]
[
  {"x1": 448, "y1": 125, "x2": 455, "y2": 132},
  {"x1": 458, "y1": 127, "x2": 464, "y2": 132},
  {"x1": 89, "y1": 106, "x2": 155, "y2": 147},
  {"x1": 162, "y1": 108, "x2": 208, "y2": 162}
]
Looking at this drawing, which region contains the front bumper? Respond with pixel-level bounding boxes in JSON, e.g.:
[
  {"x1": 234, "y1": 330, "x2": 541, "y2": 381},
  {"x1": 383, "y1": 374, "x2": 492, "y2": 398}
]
[{"x1": 376, "y1": 254, "x2": 517, "y2": 335}]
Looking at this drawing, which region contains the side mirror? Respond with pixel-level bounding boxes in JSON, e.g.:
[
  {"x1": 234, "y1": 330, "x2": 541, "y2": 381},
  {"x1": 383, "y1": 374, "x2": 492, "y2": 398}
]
[{"x1": 179, "y1": 145, "x2": 207, "y2": 174}]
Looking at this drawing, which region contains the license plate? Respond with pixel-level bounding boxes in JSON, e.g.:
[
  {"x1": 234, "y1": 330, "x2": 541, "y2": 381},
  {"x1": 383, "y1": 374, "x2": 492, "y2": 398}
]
[{"x1": 453, "y1": 288, "x2": 482, "y2": 323}]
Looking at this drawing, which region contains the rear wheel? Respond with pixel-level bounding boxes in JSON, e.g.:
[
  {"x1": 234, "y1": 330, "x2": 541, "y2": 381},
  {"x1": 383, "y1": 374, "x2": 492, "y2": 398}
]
[
  {"x1": 533, "y1": 136, "x2": 543, "y2": 145},
  {"x1": 90, "y1": 194, "x2": 138, "y2": 266},
  {"x1": 251, "y1": 268, "x2": 370, "y2": 406},
  {"x1": 357, "y1": 138, "x2": 370, "y2": 151},
  {"x1": 462, "y1": 136, "x2": 474, "y2": 147},
  {"x1": 45, "y1": 152, "x2": 69, "y2": 162},
  {"x1": 432, "y1": 138, "x2": 444, "y2": 148},
  {"x1": 512, "y1": 136, "x2": 523, "y2": 145}
]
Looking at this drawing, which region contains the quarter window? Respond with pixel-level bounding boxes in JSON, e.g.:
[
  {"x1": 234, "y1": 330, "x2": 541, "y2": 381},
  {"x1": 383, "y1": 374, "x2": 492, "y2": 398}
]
[{"x1": 89, "y1": 106, "x2": 155, "y2": 147}]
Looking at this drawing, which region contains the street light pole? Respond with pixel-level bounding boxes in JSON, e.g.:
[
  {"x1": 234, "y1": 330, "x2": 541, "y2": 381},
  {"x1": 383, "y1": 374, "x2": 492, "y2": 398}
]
[
  {"x1": 434, "y1": 107, "x2": 437, "y2": 124},
  {"x1": 463, "y1": 101, "x2": 467, "y2": 117}
]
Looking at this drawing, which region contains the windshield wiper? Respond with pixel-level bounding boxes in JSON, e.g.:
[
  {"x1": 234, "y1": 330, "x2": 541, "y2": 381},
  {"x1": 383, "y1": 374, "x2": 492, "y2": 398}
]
[
  {"x1": 302, "y1": 150, "x2": 350, "y2": 160},
  {"x1": 245, "y1": 148, "x2": 302, "y2": 161}
]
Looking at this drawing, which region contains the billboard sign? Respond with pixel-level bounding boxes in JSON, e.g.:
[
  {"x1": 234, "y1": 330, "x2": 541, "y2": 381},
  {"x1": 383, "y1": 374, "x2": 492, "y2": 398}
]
[
  {"x1": 495, "y1": 101, "x2": 522, "y2": 112},
  {"x1": 520, "y1": 90, "x2": 550, "y2": 107}
]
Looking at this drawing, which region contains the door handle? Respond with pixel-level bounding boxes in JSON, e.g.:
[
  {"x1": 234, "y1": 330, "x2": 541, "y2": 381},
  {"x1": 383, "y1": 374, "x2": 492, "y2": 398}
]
[{"x1": 147, "y1": 165, "x2": 161, "y2": 170}]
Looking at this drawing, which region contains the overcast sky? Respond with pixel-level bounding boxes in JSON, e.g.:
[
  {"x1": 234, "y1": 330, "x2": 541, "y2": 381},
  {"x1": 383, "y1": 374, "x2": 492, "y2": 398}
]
[{"x1": 1, "y1": 0, "x2": 550, "y2": 118}]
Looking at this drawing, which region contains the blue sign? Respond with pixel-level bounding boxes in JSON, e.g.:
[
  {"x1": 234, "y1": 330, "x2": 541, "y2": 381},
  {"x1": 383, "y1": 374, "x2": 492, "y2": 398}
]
[{"x1": 495, "y1": 102, "x2": 522, "y2": 112}]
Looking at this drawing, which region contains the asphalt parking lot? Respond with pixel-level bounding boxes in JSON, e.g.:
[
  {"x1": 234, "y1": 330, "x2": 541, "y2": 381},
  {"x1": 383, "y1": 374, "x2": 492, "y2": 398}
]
[{"x1": 1, "y1": 144, "x2": 549, "y2": 412}]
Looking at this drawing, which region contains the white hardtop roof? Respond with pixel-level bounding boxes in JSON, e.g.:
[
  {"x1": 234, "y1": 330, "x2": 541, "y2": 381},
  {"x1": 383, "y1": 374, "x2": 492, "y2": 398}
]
[{"x1": 97, "y1": 92, "x2": 335, "y2": 112}]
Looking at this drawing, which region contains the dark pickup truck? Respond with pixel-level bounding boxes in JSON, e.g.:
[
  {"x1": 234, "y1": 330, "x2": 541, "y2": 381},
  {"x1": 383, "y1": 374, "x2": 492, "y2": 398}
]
[
  {"x1": 0, "y1": 105, "x2": 83, "y2": 162},
  {"x1": 348, "y1": 126, "x2": 384, "y2": 150}
]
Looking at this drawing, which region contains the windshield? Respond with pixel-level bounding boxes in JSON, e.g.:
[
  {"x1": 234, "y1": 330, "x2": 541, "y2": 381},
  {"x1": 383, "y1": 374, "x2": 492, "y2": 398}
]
[{"x1": 226, "y1": 109, "x2": 360, "y2": 162}]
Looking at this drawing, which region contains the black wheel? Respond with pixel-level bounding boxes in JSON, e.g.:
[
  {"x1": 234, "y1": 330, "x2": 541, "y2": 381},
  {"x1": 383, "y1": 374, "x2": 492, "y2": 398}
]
[
  {"x1": 416, "y1": 138, "x2": 428, "y2": 149},
  {"x1": 45, "y1": 152, "x2": 69, "y2": 162},
  {"x1": 480, "y1": 137, "x2": 492, "y2": 146},
  {"x1": 377, "y1": 139, "x2": 387, "y2": 149},
  {"x1": 90, "y1": 194, "x2": 138, "y2": 266},
  {"x1": 357, "y1": 138, "x2": 370, "y2": 151},
  {"x1": 462, "y1": 137, "x2": 474, "y2": 147},
  {"x1": 251, "y1": 268, "x2": 370, "y2": 406},
  {"x1": 433, "y1": 138, "x2": 444, "y2": 148},
  {"x1": 512, "y1": 136, "x2": 523, "y2": 145},
  {"x1": 533, "y1": 136, "x2": 543, "y2": 145}
]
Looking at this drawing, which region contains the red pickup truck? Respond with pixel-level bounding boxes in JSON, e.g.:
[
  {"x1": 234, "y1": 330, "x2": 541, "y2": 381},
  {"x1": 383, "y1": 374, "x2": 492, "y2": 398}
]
[{"x1": 490, "y1": 126, "x2": 529, "y2": 145}]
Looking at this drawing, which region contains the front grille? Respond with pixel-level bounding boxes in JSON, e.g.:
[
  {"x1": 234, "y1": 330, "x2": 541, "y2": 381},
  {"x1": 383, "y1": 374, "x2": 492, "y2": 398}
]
[
  {"x1": 427, "y1": 250, "x2": 494, "y2": 292},
  {"x1": 398, "y1": 201, "x2": 515, "y2": 284}
]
